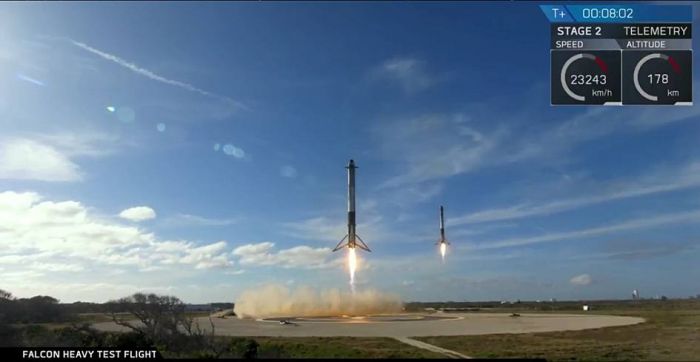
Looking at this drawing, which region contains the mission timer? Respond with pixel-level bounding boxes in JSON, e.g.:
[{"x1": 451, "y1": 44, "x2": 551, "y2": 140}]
[{"x1": 541, "y1": 4, "x2": 692, "y2": 106}]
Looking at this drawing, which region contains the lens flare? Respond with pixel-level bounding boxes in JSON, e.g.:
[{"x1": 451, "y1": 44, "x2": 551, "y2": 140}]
[
  {"x1": 440, "y1": 243, "x2": 447, "y2": 262},
  {"x1": 348, "y1": 248, "x2": 357, "y2": 293}
]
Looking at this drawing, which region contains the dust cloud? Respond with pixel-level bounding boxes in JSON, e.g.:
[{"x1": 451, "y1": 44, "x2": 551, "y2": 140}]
[{"x1": 234, "y1": 284, "x2": 403, "y2": 319}]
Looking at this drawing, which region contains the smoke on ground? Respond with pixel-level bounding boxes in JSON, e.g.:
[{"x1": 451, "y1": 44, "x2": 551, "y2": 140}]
[{"x1": 234, "y1": 284, "x2": 403, "y2": 319}]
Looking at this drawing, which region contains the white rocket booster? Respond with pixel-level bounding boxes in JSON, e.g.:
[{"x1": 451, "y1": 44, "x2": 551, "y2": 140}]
[
  {"x1": 437, "y1": 205, "x2": 449, "y2": 246},
  {"x1": 333, "y1": 159, "x2": 370, "y2": 252}
]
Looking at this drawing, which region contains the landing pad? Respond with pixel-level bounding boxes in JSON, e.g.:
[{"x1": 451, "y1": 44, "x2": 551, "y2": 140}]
[{"x1": 93, "y1": 312, "x2": 644, "y2": 337}]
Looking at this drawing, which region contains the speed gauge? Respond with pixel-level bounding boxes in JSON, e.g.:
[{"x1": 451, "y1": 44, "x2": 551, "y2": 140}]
[{"x1": 551, "y1": 50, "x2": 622, "y2": 105}]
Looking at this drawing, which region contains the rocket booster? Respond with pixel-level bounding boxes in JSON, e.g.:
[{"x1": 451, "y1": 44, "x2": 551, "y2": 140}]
[
  {"x1": 437, "y1": 205, "x2": 449, "y2": 245},
  {"x1": 333, "y1": 159, "x2": 371, "y2": 252}
]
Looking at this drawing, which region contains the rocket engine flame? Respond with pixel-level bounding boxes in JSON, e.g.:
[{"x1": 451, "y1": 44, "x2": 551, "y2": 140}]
[
  {"x1": 440, "y1": 243, "x2": 447, "y2": 262},
  {"x1": 348, "y1": 248, "x2": 357, "y2": 292}
]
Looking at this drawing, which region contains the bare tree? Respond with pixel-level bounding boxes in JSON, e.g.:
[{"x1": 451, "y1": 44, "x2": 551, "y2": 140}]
[
  {"x1": 0, "y1": 289, "x2": 13, "y2": 301},
  {"x1": 106, "y1": 293, "x2": 225, "y2": 357},
  {"x1": 0, "y1": 289, "x2": 13, "y2": 325},
  {"x1": 107, "y1": 294, "x2": 187, "y2": 342}
]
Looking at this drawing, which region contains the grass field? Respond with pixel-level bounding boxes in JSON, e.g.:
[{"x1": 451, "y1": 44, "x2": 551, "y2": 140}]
[
  {"x1": 241, "y1": 300, "x2": 700, "y2": 359},
  {"x1": 250, "y1": 337, "x2": 445, "y2": 358},
  {"x1": 416, "y1": 305, "x2": 700, "y2": 360},
  {"x1": 13, "y1": 311, "x2": 212, "y2": 331},
  {"x1": 51, "y1": 299, "x2": 700, "y2": 359}
]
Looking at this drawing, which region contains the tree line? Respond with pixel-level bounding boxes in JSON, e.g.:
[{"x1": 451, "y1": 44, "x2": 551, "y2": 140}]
[{"x1": 0, "y1": 289, "x2": 264, "y2": 358}]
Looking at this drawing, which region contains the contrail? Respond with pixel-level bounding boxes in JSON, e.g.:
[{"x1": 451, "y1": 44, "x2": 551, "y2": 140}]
[
  {"x1": 69, "y1": 39, "x2": 245, "y2": 109},
  {"x1": 17, "y1": 73, "x2": 46, "y2": 86}
]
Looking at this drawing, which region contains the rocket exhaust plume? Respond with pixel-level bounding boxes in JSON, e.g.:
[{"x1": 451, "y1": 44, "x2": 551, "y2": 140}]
[
  {"x1": 348, "y1": 248, "x2": 357, "y2": 292},
  {"x1": 234, "y1": 284, "x2": 403, "y2": 319},
  {"x1": 437, "y1": 205, "x2": 450, "y2": 262},
  {"x1": 333, "y1": 159, "x2": 370, "y2": 292}
]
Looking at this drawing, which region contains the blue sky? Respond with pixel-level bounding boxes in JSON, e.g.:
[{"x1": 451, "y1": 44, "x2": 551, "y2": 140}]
[{"x1": 1, "y1": 2, "x2": 700, "y2": 303}]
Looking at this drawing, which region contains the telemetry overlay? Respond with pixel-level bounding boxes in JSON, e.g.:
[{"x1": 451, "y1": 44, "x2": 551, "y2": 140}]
[{"x1": 542, "y1": 5, "x2": 693, "y2": 106}]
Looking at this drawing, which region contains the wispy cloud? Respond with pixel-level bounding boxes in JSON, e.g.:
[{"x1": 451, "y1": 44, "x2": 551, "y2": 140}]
[
  {"x1": 0, "y1": 132, "x2": 121, "y2": 182},
  {"x1": 605, "y1": 243, "x2": 694, "y2": 261},
  {"x1": 474, "y1": 209, "x2": 700, "y2": 250},
  {"x1": 35, "y1": 132, "x2": 119, "y2": 158},
  {"x1": 282, "y1": 203, "x2": 386, "y2": 244},
  {"x1": 449, "y1": 162, "x2": 700, "y2": 226},
  {"x1": 374, "y1": 93, "x2": 700, "y2": 191},
  {"x1": 282, "y1": 216, "x2": 346, "y2": 242},
  {"x1": 221, "y1": 143, "x2": 246, "y2": 159},
  {"x1": 231, "y1": 242, "x2": 339, "y2": 269},
  {"x1": 506, "y1": 98, "x2": 700, "y2": 164},
  {"x1": 576, "y1": 238, "x2": 700, "y2": 262},
  {"x1": 450, "y1": 222, "x2": 518, "y2": 238},
  {"x1": 68, "y1": 39, "x2": 245, "y2": 109},
  {"x1": 374, "y1": 57, "x2": 439, "y2": 93},
  {"x1": 280, "y1": 165, "x2": 298, "y2": 179},
  {"x1": 569, "y1": 274, "x2": 592, "y2": 286},
  {"x1": 0, "y1": 138, "x2": 82, "y2": 182},
  {"x1": 375, "y1": 113, "x2": 501, "y2": 188},
  {"x1": 16, "y1": 73, "x2": 45, "y2": 86},
  {"x1": 386, "y1": 183, "x2": 443, "y2": 207},
  {"x1": 160, "y1": 213, "x2": 238, "y2": 228}
]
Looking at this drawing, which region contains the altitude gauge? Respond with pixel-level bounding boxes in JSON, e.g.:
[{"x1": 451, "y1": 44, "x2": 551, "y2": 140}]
[
  {"x1": 623, "y1": 50, "x2": 692, "y2": 105},
  {"x1": 552, "y1": 50, "x2": 622, "y2": 105}
]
